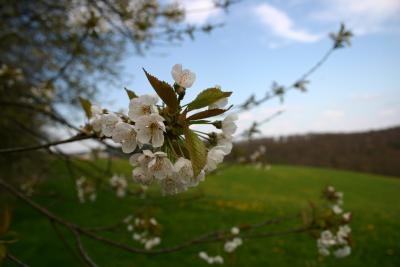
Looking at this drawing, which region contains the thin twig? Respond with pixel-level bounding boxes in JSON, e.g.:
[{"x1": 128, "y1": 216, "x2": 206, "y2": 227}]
[
  {"x1": 6, "y1": 253, "x2": 30, "y2": 267},
  {"x1": 0, "y1": 134, "x2": 95, "y2": 154},
  {"x1": 0, "y1": 178, "x2": 307, "y2": 255},
  {"x1": 49, "y1": 219, "x2": 84, "y2": 266},
  {"x1": 72, "y1": 229, "x2": 99, "y2": 267}
]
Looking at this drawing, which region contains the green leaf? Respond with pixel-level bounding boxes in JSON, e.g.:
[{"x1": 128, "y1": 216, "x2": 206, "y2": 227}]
[
  {"x1": 189, "y1": 120, "x2": 210, "y2": 125},
  {"x1": 143, "y1": 69, "x2": 178, "y2": 112},
  {"x1": 183, "y1": 126, "x2": 207, "y2": 177},
  {"x1": 124, "y1": 88, "x2": 138, "y2": 99},
  {"x1": 187, "y1": 88, "x2": 232, "y2": 111},
  {"x1": 187, "y1": 108, "x2": 227, "y2": 121},
  {"x1": 79, "y1": 97, "x2": 92, "y2": 119}
]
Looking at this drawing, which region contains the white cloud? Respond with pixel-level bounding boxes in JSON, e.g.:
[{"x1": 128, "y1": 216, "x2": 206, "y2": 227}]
[
  {"x1": 175, "y1": 0, "x2": 222, "y2": 24},
  {"x1": 254, "y1": 3, "x2": 321, "y2": 42},
  {"x1": 311, "y1": 0, "x2": 400, "y2": 34}
]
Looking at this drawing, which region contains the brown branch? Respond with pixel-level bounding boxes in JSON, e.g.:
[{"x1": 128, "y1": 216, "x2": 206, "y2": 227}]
[
  {"x1": 0, "y1": 134, "x2": 95, "y2": 154},
  {"x1": 0, "y1": 178, "x2": 308, "y2": 256},
  {"x1": 6, "y1": 252, "x2": 30, "y2": 267},
  {"x1": 49, "y1": 220, "x2": 84, "y2": 266},
  {"x1": 237, "y1": 46, "x2": 336, "y2": 112},
  {"x1": 72, "y1": 229, "x2": 99, "y2": 267}
]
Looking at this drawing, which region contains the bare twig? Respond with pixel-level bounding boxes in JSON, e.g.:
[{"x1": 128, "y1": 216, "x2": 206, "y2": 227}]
[
  {"x1": 0, "y1": 178, "x2": 309, "y2": 256},
  {"x1": 0, "y1": 134, "x2": 95, "y2": 154},
  {"x1": 72, "y1": 229, "x2": 99, "y2": 267},
  {"x1": 6, "y1": 253, "x2": 30, "y2": 267}
]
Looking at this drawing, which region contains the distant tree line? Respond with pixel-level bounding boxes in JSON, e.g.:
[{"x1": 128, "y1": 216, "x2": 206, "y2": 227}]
[{"x1": 231, "y1": 126, "x2": 400, "y2": 177}]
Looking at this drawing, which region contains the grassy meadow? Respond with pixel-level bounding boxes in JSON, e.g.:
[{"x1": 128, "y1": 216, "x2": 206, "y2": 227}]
[{"x1": 3, "y1": 161, "x2": 400, "y2": 267}]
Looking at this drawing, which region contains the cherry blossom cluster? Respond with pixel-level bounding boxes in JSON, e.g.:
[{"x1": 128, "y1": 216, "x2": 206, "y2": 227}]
[
  {"x1": 198, "y1": 252, "x2": 224, "y2": 265},
  {"x1": 76, "y1": 176, "x2": 96, "y2": 203},
  {"x1": 237, "y1": 145, "x2": 270, "y2": 170},
  {"x1": 123, "y1": 214, "x2": 161, "y2": 250},
  {"x1": 224, "y1": 227, "x2": 243, "y2": 253},
  {"x1": 198, "y1": 226, "x2": 242, "y2": 264},
  {"x1": 317, "y1": 226, "x2": 352, "y2": 258},
  {"x1": 317, "y1": 186, "x2": 352, "y2": 258},
  {"x1": 324, "y1": 185, "x2": 344, "y2": 214},
  {"x1": 83, "y1": 64, "x2": 237, "y2": 195},
  {"x1": 109, "y1": 174, "x2": 128, "y2": 198}
]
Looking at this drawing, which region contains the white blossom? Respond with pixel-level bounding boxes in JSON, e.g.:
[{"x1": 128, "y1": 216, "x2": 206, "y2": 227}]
[
  {"x1": 112, "y1": 122, "x2": 138, "y2": 153},
  {"x1": 130, "y1": 150, "x2": 154, "y2": 168},
  {"x1": 148, "y1": 152, "x2": 173, "y2": 180},
  {"x1": 332, "y1": 204, "x2": 343, "y2": 214},
  {"x1": 76, "y1": 176, "x2": 96, "y2": 203},
  {"x1": 318, "y1": 247, "x2": 330, "y2": 256},
  {"x1": 198, "y1": 252, "x2": 224, "y2": 265},
  {"x1": 144, "y1": 237, "x2": 161, "y2": 250},
  {"x1": 343, "y1": 212, "x2": 352, "y2": 221},
  {"x1": 171, "y1": 64, "x2": 196, "y2": 88},
  {"x1": 132, "y1": 167, "x2": 153, "y2": 186},
  {"x1": 109, "y1": 174, "x2": 128, "y2": 197},
  {"x1": 224, "y1": 237, "x2": 243, "y2": 253},
  {"x1": 128, "y1": 94, "x2": 158, "y2": 122},
  {"x1": 231, "y1": 227, "x2": 240, "y2": 235},
  {"x1": 149, "y1": 218, "x2": 157, "y2": 225},
  {"x1": 91, "y1": 105, "x2": 103, "y2": 116},
  {"x1": 135, "y1": 114, "x2": 166, "y2": 147},
  {"x1": 334, "y1": 246, "x2": 351, "y2": 258},
  {"x1": 101, "y1": 113, "x2": 120, "y2": 137},
  {"x1": 216, "y1": 133, "x2": 233, "y2": 154},
  {"x1": 206, "y1": 147, "x2": 225, "y2": 171},
  {"x1": 222, "y1": 113, "x2": 238, "y2": 136},
  {"x1": 173, "y1": 157, "x2": 194, "y2": 185},
  {"x1": 91, "y1": 117, "x2": 103, "y2": 132},
  {"x1": 159, "y1": 174, "x2": 186, "y2": 195},
  {"x1": 337, "y1": 225, "x2": 351, "y2": 244}
]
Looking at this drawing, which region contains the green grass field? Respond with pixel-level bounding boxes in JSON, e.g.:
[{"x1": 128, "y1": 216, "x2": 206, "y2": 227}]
[{"x1": 3, "y1": 161, "x2": 400, "y2": 267}]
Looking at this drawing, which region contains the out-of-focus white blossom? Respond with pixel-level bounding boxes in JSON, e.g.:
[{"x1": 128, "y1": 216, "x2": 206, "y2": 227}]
[
  {"x1": 128, "y1": 94, "x2": 158, "y2": 122},
  {"x1": 109, "y1": 174, "x2": 128, "y2": 198},
  {"x1": 316, "y1": 187, "x2": 352, "y2": 259},
  {"x1": 149, "y1": 218, "x2": 157, "y2": 225},
  {"x1": 231, "y1": 227, "x2": 240, "y2": 235},
  {"x1": 145, "y1": 237, "x2": 161, "y2": 250},
  {"x1": 76, "y1": 176, "x2": 96, "y2": 203},
  {"x1": 332, "y1": 204, "x2": 343, "y2": 214},
  {"x1": 342, "y1": 212, "x2": 352, "y2": 222},
  {"x1": 135, "y1": 114, "x2": 166, "y2": 147},
  {"x1": 334, "y1": 246, "x2": 351, "y2": 258},
  {"x1": 171, "y1": 64, "x2": 196, "y2": 88},
  {"x1": 198, "y1": 251, "x2": 224, "y2": 265},
  {"x1": 224, "y1": 237, "x2": 243, "y2": 253}
]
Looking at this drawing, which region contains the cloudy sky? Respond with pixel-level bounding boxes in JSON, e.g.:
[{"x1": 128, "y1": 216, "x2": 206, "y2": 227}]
[{"x1": 97, "y1": 0, "x2": 400, "y2": 138}]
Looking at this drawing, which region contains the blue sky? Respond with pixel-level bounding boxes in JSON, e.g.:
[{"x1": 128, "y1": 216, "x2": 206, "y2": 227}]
[{"x1": 98, "y1": 0, "x2": 400, "y2": 136}]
